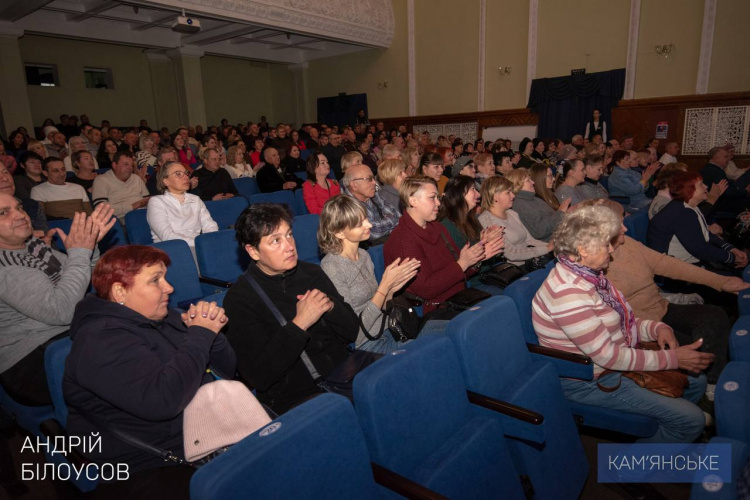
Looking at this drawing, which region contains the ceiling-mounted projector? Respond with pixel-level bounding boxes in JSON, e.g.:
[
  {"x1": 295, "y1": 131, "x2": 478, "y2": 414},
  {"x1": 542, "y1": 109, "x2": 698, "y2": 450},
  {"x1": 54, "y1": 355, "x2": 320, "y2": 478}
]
[{"x1": 172, "y1": 16, "x2": 201, "y2": 34}]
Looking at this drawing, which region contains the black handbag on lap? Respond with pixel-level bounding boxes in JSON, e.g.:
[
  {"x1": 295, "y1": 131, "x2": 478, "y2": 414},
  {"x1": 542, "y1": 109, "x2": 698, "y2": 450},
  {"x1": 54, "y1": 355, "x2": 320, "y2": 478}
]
[{"x1": 479, "y1": 262, "x2": 525, "y2": 288}]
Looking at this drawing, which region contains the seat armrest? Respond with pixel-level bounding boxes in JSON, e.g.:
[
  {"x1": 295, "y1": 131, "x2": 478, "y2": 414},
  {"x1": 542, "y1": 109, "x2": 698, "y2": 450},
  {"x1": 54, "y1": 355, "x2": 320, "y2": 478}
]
[
  {"x1": 198, "y1": 276, "x2": 233, "y2": 288},
  {"x1": 467, "y1": 391, "x2": 546, "y2": 444},
  {"x1": 527, "y1": 344, "x2": 594, "y2": 380},
  {"x1": 371, "y1": 462, "x2": 448, "y2": 500},
  {"x1": 467, "y1": 391, "x2": 543, "y2": 425}
]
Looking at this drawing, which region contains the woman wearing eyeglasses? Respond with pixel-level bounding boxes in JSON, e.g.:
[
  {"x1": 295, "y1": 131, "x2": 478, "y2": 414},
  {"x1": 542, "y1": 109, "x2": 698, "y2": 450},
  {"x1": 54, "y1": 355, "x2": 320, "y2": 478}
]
[{"x1": 147, "y1": 161, "x2": 218, "y2": 252}]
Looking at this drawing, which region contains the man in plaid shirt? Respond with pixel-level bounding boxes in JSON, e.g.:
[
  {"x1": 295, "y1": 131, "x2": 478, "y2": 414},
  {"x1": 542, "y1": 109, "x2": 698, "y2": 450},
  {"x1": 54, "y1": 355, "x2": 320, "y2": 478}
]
[{"x1": 342, "y1": 163, "x2": 399, "y2": 246}]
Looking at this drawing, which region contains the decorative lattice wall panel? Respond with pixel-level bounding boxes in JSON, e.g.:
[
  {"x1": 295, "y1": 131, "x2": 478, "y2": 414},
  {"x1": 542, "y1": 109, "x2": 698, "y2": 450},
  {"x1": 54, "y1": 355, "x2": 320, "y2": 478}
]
[
  {"x1": 413, "y1": 123, "x2": 478, "y2": 144},
  {"x1": 683, "y1": 106, "x2": 750, "y2": 155}
]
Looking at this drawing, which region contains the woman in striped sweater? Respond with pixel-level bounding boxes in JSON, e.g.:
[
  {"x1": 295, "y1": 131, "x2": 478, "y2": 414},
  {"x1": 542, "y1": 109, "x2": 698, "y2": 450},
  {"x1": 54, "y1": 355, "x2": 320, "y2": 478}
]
[{"x1": 532, "y1": 205, "x2": 713, "y2": 443}]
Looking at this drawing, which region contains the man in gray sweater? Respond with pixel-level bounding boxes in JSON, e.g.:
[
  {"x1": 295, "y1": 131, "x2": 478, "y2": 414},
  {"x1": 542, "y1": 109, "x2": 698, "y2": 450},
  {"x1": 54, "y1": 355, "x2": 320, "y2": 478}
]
[{"x1": 0, "y1": 193, "x2": 114, "y2": 405}]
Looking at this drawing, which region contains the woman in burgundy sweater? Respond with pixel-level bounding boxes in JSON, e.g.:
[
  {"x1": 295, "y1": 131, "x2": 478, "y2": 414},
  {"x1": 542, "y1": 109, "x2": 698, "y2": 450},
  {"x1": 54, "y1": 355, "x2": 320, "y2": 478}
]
[{"x1": 384, "y1": 177, "x2": 501, "y2": 312}]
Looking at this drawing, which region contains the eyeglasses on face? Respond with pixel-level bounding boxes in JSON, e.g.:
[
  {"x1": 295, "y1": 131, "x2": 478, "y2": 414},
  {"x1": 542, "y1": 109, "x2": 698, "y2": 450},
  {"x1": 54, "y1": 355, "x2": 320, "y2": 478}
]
[
  {"x1": 352, "y1": 176, "x2": 376, "y2": 183},
  {"x1": 167, "y1": 170, "x2": 191, "y2": 178}
]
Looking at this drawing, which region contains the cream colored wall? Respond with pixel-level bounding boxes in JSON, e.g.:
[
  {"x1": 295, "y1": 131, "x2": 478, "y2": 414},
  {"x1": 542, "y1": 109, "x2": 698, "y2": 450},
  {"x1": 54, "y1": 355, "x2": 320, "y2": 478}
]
[
  {"x1": 304, "y1": 0, "x2": 409, "y2": 121},
  {"x1": 484, "y1": 0, "x2": 529, "y2": 110},
  {"x1": 19, "y1": 35, "x2": 158, "y2": 127},
  {"x1": 634, "y1": 0, "x2": 703, "y2": 98},
  {"x1": 269, "y1": 63, "x2": 298, "y2": 126},
  {"x1": 708, "y1": 0, "x2": 750, "y2": 94},
  {"x1": 414, "y1": 0, "x2": 479, "y2": 115},
  {"x1": 147, "y1": 59, "x2": 181, "y2": 131},
  {"x1": 201, "y1": 56, "x2": 274, "y2": 126},
  {"x1": 536, "y1": 0, "x2": 630, "y2": 79}
]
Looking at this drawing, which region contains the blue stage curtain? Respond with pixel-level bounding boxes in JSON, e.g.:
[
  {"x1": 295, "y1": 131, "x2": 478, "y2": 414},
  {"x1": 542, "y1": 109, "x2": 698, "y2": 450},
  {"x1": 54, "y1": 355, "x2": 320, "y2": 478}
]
[
  {"x1": 527, "y1": 68, "x2": 625, "y2": 142},
  {"x1": 317, "y1": 93, "x2": 368, "y2": 128}
]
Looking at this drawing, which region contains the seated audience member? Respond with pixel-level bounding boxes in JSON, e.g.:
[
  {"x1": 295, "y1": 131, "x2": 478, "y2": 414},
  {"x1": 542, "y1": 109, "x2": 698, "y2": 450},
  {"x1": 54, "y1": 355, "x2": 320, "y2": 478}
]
[
  {"x1": 533, "y1": 205, "x2": 711, "y2": 443},
  {"x1": 342, "y1": 164, "x2": 400, "y2": 245},
  {"x1": 118, "y1": 131, "x2": 139, "y2": 155},
  {"x1": 383, "y1": 177, "x2": 487, "y2": 313},
  {"x1": 453, "y1": 157, "x2": 476, "y2": 178},
  {"x1": 417, "y1": 152, "x2": 448, "y2": 192},
  {"x1": 473, "y1": 153, "x2": 495, "y2": 189},
  {"x1": 92, "y1": 151, "x2": 150, "y2": 221},
  {"x1": 31, "y1": 158, "x2": 92, "y2": 219},
  {"x1": 437, "y1": 146, "x2": 456, "y2": 181},
  {"x1": 358, "y1": 139, "x2": 379, "y2": 175},
  {"x1": 377, "y1": 159, "x2": 408, "y2": 214},
  {"x1": 439, "y1": 176, "x2": 505, "y2": 294},
  {"x1": 302, "y1": 153, "x2": 340, "y2": 215},
  {"x1": 63, "y1": 136, "x2": 98, "y2": 172},
  {"x1": 96, "y1": 138, "x2": 118, "y2": 171},
  {"x1": 517, "y1": 138, "x2": 536, "y2": 169},
  {"x1": 700, "y1": 147, "x2": 750, "y2": 215},
  {"x1": 478, "y1": 176, "x2": 551, "y2": 266},
  {"x1": 281, "y1": 144, "x2": 306, "y2": 174},
  {"x1": 0, "y1": 199, "x2": 114, "y2": 406},
  {"x1": 27, "y1": 140, "x2": 49, "y2": 161},
  {"x1": 723, "y1": 144, "x2": 749, "y2": 181},
  {"x1": 340, "y1": 151, "x2": 365, "y2": 178},
  {"x1": 135, "y1": 133, "x2": 158, "y2": 171},
  {"x1": 648, "y1": 162, "x2": 688, "y2": 219},
  {"x1": 508, "y1": 164, "x2": 569, "y2": 242},
  {"x1": 554, "y1": 159, "x2": 586, "y2": 206},
  {"x1": 68, "y1": 150, "x2": 98, "y2": 195},
  {"x1": 494, "y1": 151, "x2": 514, "y2": 176},
  {"x1": 223, "y1": 203, "x2": 358, "y2": 414},
  {"x1": 585, "y1": 198, "x2": 748, "y2": 387},
  {"x1": 648, "y1": 171, "x2": 747, "y2": 272},
  {"x1": 256, "y1": 147, "x2": 301, "y2": 193},
  {"x1": 64, "y1": 246, "x2": 234, "y2": 498},
  {"x1": 660, "y1": 142, "x2": 680, "y2": 165},
  {"x1": 531, "y1": 139, "x2": 547, "y2": 162},
  {"x1": 84, "y1": 126, "x2": 102, "y2": 155},
  {"x1": 14, "y1": 152, "x2": 45, "y2": 199},
  {"x1": 45, "y1": 132, "x2": 69, "y2": 160},
  {"x1": 322, "y1": 133, "x2": 347, "y2": 179},
  {"x1": 319, "y1": 195, "x2": 448, "y2": 353},
  {"x1": 147, "y1": 161, "x2": 218, "y2": 249},
  {"x1": 576, "y1": 154, "x2": 608, "y2": 201},
  {"x1": 8, "y1": 130, "x2": 27, "y2": 160},
  {"x1": 193, "y1": 148, "x2": 238, "y2": 201},
  {"x1": 249, "y1": 138, "x2": 264, "y2": 167},
  {"x1": 224, "y1": 144, "x2": 256, "y2": 179},
  {"x1": 609, "y1": 149, "x2": 658, "y2": 212},
  {"x1": 0, "y1": 165, "x2": 48, "y2": 233},
  {"x1": 173, "y1": 133, "x2": 199, "y2": 171},
  {"x1": 380, "y1": 144, "x2": 402, "y2": 162}
]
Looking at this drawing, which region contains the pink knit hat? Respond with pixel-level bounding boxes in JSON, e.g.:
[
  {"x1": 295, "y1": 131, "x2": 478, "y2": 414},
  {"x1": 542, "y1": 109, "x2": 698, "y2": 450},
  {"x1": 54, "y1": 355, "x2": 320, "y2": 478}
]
[{"x1": 183, "y1": 380, "x2": 272, "y2": 462}]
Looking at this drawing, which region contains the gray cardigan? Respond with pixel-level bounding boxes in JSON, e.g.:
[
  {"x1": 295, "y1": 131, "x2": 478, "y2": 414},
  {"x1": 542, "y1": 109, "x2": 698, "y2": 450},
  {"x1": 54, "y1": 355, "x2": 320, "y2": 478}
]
[
  {"x1": 512, "y1": 190, "x2": 563, "y2": 242},
  {"x1": 0, "y1": 242, "x2": 97, "y2": 373},
  {"x1": 320, "y1": 250, "x2": 383, "y2": 347}
]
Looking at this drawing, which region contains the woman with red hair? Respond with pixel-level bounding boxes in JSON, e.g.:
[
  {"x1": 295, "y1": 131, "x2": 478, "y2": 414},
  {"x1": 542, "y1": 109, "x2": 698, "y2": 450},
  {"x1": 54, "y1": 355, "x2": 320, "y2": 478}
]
[
  {"x1": 64, "y1": 245, "x2": 236, "y2": 498},
  {"x1": 647, "y1": 171, "x2": 748, "y2": 273}
]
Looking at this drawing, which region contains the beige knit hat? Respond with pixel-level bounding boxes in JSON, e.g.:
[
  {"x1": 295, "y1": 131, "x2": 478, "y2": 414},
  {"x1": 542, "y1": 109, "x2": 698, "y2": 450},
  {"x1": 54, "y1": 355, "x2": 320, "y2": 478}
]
[{"x1": 183, "y1": 380, "x2": 272, "y2": 462}]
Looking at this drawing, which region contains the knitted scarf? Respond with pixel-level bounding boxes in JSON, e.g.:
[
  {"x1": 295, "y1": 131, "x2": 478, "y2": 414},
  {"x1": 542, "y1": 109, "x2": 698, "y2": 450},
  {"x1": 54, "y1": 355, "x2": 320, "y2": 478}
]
[
  {"x1": 558, "y1": 254, "x2": 638, "y2": 347},
  {"x1": 0, "y1": 237, "x2": 63, "y2": 284}
]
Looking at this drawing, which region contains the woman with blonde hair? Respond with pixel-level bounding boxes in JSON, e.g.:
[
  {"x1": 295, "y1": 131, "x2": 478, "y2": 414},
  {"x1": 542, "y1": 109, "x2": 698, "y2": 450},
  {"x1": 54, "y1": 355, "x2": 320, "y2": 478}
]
[
  {"x1": 401, "y1": 146, "x2": 420, "y2": 177},
  {"x1": 224, "y1": 144, "x2": 255, "y2": 179},
  {"x1": 478, "y1": 175, "x2": 550, "y2": 265},
  {"x1": 319, "y1": 195, "x2": 426, "y2": 353},
  {"x1": 378, "y1": 159, "x2": 408, "y2": 213}
]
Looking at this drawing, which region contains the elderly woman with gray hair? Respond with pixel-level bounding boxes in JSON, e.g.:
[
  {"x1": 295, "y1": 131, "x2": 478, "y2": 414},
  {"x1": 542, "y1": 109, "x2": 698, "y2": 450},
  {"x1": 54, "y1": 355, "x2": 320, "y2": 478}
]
[{"x1": 532, "y1": 205, "x2": 713, "y2": 443}]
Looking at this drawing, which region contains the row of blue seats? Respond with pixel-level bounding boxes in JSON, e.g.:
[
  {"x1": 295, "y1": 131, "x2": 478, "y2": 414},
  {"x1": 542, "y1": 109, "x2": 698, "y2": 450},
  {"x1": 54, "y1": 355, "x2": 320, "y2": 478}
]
[{"x1": 37, "y1": 295, "x2": 589, "y2": 498}]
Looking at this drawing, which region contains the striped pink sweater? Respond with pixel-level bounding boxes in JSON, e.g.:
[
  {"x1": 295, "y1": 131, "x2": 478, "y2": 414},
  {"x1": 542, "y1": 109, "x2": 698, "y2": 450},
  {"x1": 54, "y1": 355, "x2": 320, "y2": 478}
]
[{"x1": 532, "y1": 264, "x2": 678, "y2": 378}]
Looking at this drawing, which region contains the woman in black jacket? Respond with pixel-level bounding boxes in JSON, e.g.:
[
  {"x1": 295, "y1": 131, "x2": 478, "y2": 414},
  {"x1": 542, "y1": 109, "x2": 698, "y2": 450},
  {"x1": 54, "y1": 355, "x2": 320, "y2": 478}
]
[
  {"x1": 64, "y1": 245, "x2": 235, "y2": 499},
  {"x1": 223, "y1": 203, "x2": 359, "y2": 414}
]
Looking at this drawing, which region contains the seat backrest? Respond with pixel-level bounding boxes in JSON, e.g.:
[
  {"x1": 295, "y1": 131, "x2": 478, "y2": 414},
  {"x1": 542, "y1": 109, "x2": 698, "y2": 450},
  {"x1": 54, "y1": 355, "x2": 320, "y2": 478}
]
[
  {"x1": 204, "y1": 197, "x2": 249, "y2": 229},
  {"x1": 504, "y1": 268, "x2": 550, "y2": 344},
  {"x1": 294, "y1": 189, "x2": 309, "y2": 215},
  {"x1": 44, "y1": 337, "x2": 72, "y2": 428},
  {"x1": 248, "y1": 191, "x2": 297, "y2": 216},
  {"x1": 195, "y1": 230, "x2": 250, "y2": 283},
  {"x1": 124, "y1": 209, "x2": 153, "y2": 245},
  {"x1": 191, "y1": 394, "x2": 381, "y2": 500},
  {"x1": 293, "y1": 214, "x2": 320, "y2": 264},
  {"x1": 367, "y1": 244, "x2": 385, "y2": 282},
  {"x1": 446, "y1": 296, "x2": 531, "y2": 394},
  {"x1": 233, "y1": 177, "x2": 259, "y2": 200},
  {"x1": 624, "y1": 211, "x2": 649, "y2": 245},
  {"x1": 300, "y1": 149, "x2": 313, "y2": 161},
  {"x1": 150, "y1": 240, "x2": 203, "y2": 307}
]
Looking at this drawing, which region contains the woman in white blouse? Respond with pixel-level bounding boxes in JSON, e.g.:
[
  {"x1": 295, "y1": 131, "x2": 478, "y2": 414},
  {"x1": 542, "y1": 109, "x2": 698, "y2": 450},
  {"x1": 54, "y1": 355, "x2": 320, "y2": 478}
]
[
  {"x1": 147, "y1": 161, "x2": 218, "y2": 251},
  {"x1": 477, "y1": 175, "x2": 551, "y2": 266}
]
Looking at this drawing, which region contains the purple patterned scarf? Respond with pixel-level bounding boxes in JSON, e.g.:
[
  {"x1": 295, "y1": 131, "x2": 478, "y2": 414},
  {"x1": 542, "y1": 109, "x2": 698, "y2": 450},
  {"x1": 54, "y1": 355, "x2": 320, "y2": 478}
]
[{"x1": 558, "y1": 254, "x2": 638, "y2": 347}]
